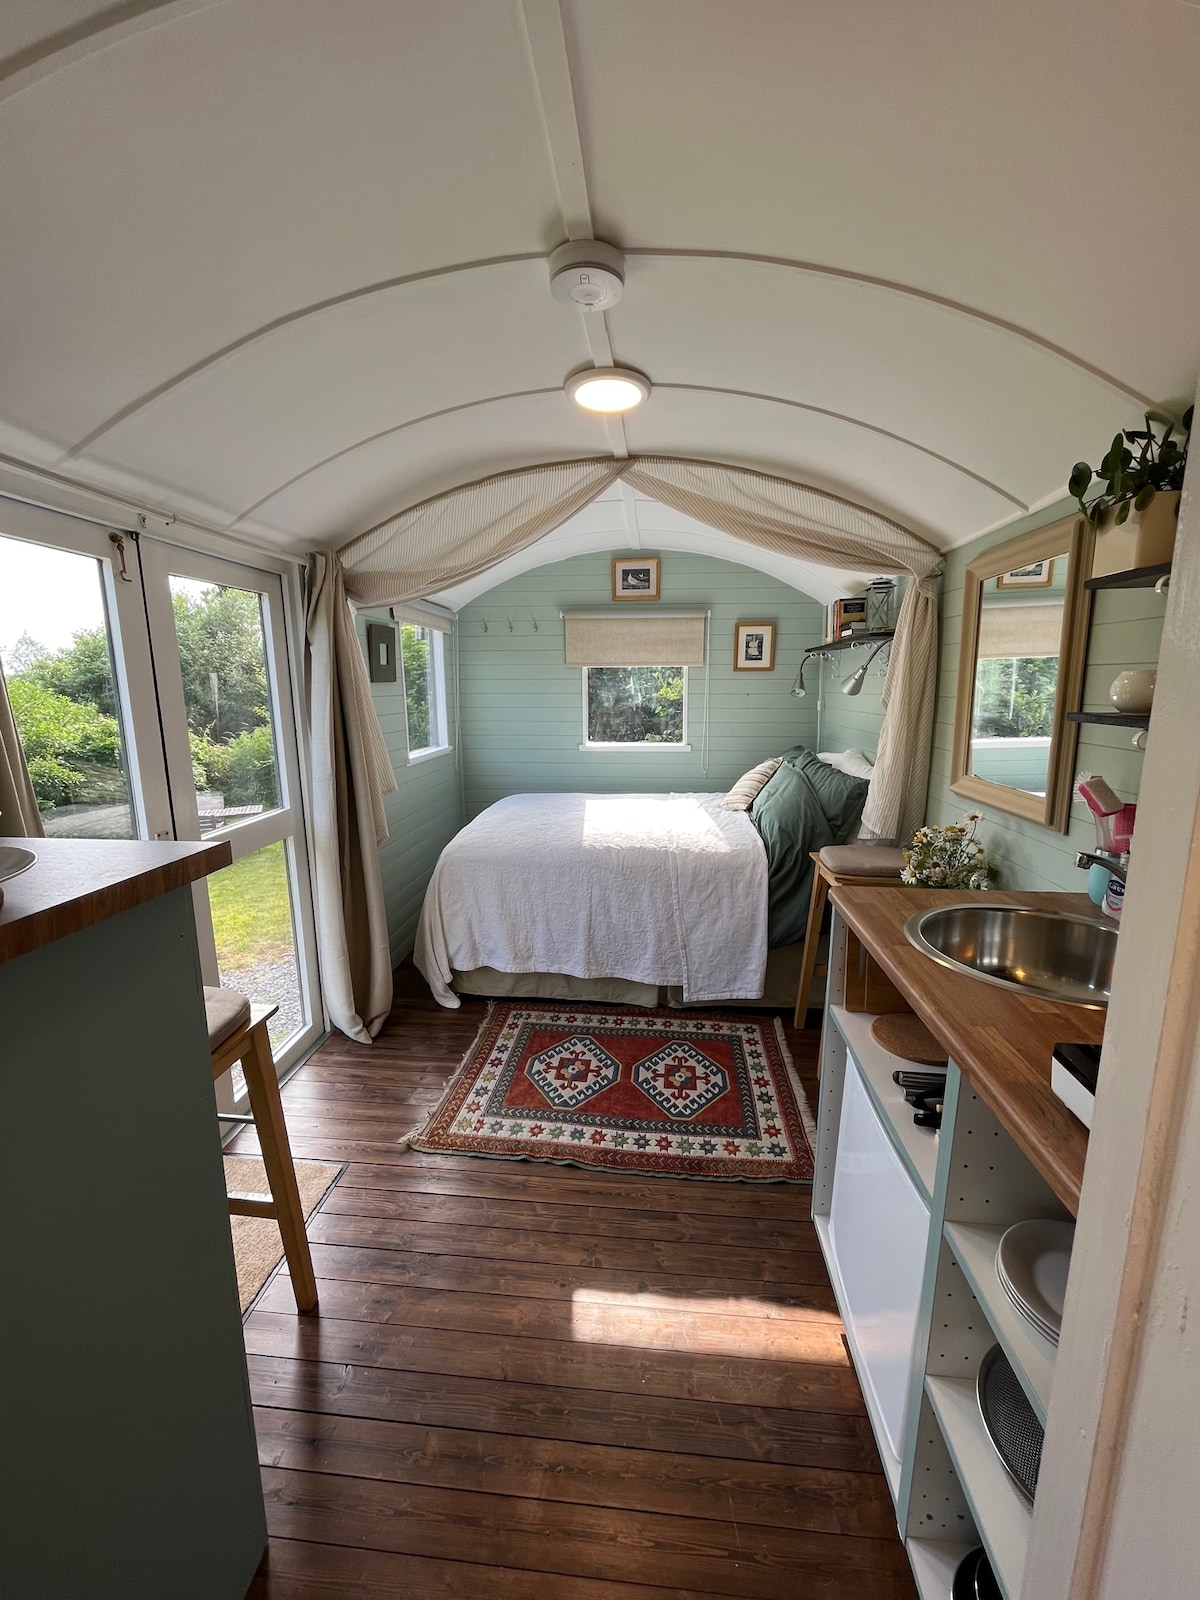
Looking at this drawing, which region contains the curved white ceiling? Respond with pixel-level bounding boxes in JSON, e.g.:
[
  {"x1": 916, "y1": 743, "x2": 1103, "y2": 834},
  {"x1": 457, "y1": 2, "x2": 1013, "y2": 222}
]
[{"x1": 0, "y1": 0, "x2": 1195, "y2": 566}]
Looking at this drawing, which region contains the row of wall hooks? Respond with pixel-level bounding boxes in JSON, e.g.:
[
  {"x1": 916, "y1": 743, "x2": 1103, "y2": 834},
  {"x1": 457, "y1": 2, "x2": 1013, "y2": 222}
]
[{"x1": 479, "y1": 618, "x2": 540, "y2": 632}]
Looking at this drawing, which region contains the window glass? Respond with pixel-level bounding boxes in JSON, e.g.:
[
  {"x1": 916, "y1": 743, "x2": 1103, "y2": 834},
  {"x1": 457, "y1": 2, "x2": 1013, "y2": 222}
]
[
  {"x1": 401, "y1": 624, "x2": 448, "y2": 755},
  {"x1": 167, "y1": 577, "x2": 282, "y2": 829},
  {"x1": 208, "y1": 840, "x2": 304, "y2": 1055},
  {"x1": 0, "y1": 534, "x2": 136, "y2": 837},
  {"x1": 585, "y1": 666, "x2": 686, "y2": 746}
]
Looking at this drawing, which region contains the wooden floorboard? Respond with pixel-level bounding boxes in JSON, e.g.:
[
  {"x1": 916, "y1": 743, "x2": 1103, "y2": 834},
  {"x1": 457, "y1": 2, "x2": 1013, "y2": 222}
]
[{"x1": 238, "y1": 971, "x2": 915, "y2": 1598}]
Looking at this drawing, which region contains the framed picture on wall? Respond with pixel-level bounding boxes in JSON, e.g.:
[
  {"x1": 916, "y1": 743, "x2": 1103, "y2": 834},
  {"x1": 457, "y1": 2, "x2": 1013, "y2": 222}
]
[
  {"x1": 365, "y1": 620, "x2": 397, "y2": 682},
  {"x1": 997, "y1": 559, "x2": 1055, "y2": 589},
  {"x1": 612, "y1": 557, "x2": 661, "y2": 600},
  {"x1": 733, "y1": 621, "x2": 776, "y2": 671}
]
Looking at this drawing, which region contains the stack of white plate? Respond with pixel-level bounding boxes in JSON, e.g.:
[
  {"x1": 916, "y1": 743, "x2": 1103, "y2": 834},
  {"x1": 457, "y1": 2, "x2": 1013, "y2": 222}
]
[{"x1": 995, "y1": 1219, "x2": 1074, "y2": 1346}]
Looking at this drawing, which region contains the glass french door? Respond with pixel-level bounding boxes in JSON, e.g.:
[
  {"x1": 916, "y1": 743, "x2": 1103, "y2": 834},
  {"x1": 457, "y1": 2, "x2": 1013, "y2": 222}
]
[
  {"x1": 0, "y1": 499, "x2": 172, "y2": 843},
  {"x1": 0, "y1": 498, "x2": 322, "y2": 1086},
  {"x1": 139, "y1": 542, "x2": 321, "y2": 1074}
]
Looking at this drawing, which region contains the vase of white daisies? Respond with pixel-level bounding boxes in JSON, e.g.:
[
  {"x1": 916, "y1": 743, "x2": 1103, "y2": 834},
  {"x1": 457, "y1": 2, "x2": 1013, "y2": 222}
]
[{"x1": 902, "y1": 813, "x2": 994, "y2": 889}]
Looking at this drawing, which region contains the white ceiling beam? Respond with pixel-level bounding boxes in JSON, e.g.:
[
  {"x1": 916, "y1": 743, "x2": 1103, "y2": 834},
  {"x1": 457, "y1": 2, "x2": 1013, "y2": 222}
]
[
  {"x1": 519, "y1": 0, "x2": 628, "y2": 459},
  {"x1": 0, "y1": 1, "x2": 227, "y2": 105},
  {"x1": 518, "y1": 0, "x2": 593, "y2": 242}
]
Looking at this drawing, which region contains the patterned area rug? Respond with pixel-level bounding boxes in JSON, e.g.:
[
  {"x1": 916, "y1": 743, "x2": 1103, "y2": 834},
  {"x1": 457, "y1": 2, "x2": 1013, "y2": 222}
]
[{"x1": 411, "y1": 1003, "x2": 815, "y2": 1182}]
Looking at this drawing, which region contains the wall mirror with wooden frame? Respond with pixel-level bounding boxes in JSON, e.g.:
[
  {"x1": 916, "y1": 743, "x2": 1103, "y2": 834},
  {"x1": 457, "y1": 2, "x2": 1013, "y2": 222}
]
[{"x1": 951, "y1": 513, "x2": 1093, "y2": 832}]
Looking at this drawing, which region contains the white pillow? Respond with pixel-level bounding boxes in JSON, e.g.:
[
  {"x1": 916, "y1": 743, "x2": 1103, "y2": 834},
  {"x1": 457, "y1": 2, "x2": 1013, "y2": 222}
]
[{"x1": 817, "y1": 749, "x2": 875, "y2": 781}]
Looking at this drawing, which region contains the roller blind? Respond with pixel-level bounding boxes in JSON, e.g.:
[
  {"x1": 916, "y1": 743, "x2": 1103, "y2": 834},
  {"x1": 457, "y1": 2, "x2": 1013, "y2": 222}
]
[
  {"x1": 390, "y1": 600, "x2": 454, "y2": 633},
  {"x1": 563, "y1": 610, "x2": 707, "y2": 667},
  {"x1": 977, "y1": 602, "x2": 1063, "y2": 659}
]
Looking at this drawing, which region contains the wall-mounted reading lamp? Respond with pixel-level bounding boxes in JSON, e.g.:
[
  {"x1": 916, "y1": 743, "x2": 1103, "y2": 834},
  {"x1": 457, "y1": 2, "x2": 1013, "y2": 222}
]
[
  {"x1": 790, "y1": 658, "x2": 810, "y2": 697},
  {"x1": 840, "y1": 636, "x2": 892, "y2": 696}
]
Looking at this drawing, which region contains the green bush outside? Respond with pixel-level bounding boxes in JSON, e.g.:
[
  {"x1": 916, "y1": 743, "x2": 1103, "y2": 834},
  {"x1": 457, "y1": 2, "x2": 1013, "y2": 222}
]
[{"x1": 9, "y1": 584, "x2": 278, "y2": 812}]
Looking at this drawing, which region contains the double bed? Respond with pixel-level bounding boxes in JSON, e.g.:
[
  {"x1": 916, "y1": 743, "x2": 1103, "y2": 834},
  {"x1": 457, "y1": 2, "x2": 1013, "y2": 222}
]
[{"x1": 414, "y1": 748, "x2": 874, "y2": 1010}]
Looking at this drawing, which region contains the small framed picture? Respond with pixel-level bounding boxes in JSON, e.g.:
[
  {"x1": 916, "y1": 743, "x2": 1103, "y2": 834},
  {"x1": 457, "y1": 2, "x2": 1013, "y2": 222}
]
[
  {"x1": 733, "y1": 621, "x2": 776, "y2": 671},
  {"x1": 997, "y1": 559, "x2": 1054, "y2": 590},
  {"x1": 612, "y1": 557, "x2": 661, "y2": 601},
  {"x1": 365, "y1": 620, "x2": 397, "y2": 682}
]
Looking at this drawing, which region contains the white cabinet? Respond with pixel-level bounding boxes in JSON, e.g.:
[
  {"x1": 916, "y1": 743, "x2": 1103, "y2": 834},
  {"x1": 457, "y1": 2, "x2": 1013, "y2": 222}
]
[{"x1": 827, "y1": 1050, "x2": 930, "y2": 1486}]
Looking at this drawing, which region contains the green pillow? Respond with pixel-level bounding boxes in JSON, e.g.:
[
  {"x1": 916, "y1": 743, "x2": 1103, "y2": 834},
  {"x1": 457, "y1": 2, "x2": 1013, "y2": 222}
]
[
  {"x1": 748, "y1": 761, "x2": 838, "y2": 947},
  {"x1": 779, "y1": 746, "x2": 870, "y2": 843}
]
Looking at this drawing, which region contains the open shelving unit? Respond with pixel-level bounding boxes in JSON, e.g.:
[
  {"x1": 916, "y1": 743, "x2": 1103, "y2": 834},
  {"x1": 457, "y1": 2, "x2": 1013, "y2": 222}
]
[
  {"x1": 945, "y1": 1221, "x2": 1056, "y2": 1425},
  {"x1": 802, "y1": 628, "x2": 894, "y2": 656},
  {"x1": 1066, "y1": 709, "x2": 1150, "y2": 730},
  {"x1": 1083, "y1": 560, "x2": 1170, "y2": 591},
  {"x1": 813, "y1": 905, "x2": 1077, "y2": 1600},
  {"x1": 926, "y1": 1374, "x2": 1032, "y2": 1599}
]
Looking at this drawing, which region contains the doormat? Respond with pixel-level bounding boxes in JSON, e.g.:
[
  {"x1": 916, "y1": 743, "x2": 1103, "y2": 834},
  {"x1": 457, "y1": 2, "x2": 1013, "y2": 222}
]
[
  {"x1": 410, "y1": 1003, "x2": 815, "y2": 1182},
  {"x1": 225, "y1": 1154, "x2": 342, "y2": 1313}
]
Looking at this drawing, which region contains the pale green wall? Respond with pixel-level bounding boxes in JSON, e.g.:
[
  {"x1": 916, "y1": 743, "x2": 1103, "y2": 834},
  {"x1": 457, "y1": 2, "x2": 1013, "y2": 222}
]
[
  {"x1": 817, "y1": 648, "x2": 887, "y2": 759},
  {"x1": 457, "y1": 552, "x2": 826, "y2": 816},
  {"x1": 359, "y1": 610, "x2": 464, "y2": 962},
  {"x1": 926, "y1": 499, "x2": 1166, "y2": 889}
]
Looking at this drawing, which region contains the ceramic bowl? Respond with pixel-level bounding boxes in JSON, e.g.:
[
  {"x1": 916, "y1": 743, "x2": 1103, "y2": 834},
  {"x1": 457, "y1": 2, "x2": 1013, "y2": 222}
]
[{"x1": 1109, "y1": 669, "x2": 1156, "y2": 714}]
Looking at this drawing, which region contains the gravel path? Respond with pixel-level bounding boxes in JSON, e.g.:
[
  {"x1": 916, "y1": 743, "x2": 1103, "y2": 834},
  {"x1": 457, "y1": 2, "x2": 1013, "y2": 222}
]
[{"x1": 220, "y1": 953, "x2": 305, "y2": 1050}]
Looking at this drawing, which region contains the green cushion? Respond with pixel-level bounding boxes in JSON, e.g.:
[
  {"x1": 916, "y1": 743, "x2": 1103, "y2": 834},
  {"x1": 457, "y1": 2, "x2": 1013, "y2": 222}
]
[
  {"x1": 749, "y1": 762, "x2": 836, "y2": 947},
  {"x1": 779, "y1": 746, "x2": 871, "y2": 842}
]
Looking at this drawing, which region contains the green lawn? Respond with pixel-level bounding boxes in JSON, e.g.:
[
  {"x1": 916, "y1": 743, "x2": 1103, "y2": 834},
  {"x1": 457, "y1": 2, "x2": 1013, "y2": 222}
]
[{"x1": 208, "y1": 840, "x2": 294, "y2": 969}]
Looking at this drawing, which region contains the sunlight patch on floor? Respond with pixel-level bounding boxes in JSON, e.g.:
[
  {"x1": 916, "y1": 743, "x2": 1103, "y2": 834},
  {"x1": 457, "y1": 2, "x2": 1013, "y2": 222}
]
[{"x1": 570, "y1": 1287, "x2": 847, "y2": 1363}]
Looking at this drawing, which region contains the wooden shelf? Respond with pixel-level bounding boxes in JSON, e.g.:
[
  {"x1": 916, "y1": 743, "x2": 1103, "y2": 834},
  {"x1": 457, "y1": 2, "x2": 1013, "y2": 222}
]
[
  {"x1": 944, "y1": 1222, "x2": 1056, "y2": 1427},
  {"x1": 1066, "y1": 710, "x2": 1151, "y2": 729},
  {"x1": 829, "y1": 1005, "x2": 941, "y2": 1202},
  {"x1": 926, "y1": 1375, "x2": 1033, "y2": 1600},
  {"x1": 908, "y1": 1538, "x2": 979, "y2": 1600},
  {"x1": 805, "y1": 629, "x2": 894, "y2": 656},
  {"x1": 1083, "y1": 561, "x2": 1170, "y2": 591}
]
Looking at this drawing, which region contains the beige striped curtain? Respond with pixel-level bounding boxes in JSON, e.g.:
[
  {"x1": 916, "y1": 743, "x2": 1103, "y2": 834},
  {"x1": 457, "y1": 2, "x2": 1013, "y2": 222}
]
[
  {"x1": 335, "y1": 456, "x2": 939, "y2": 845},
  {"x1": 305, "y1": 553, "x2": 397, "y2": 1042},
  {"x1": 621, "y1": 459, "x2": 940, "y2": 842},
  {"x1": 0, "y1": 657, "x2": 43, "y2": 839}
]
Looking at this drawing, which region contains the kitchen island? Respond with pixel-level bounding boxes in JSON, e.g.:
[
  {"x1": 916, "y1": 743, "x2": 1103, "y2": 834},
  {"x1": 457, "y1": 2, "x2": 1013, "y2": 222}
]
[{"x1": 0, "y1": 839, "x2": 267, "y2": 1600}]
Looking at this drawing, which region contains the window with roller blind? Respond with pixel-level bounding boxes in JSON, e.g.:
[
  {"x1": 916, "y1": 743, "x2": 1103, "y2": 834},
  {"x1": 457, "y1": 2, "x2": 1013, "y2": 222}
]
[{"x1": 563, "y1": 609, "x2": 705, "y2": 753}]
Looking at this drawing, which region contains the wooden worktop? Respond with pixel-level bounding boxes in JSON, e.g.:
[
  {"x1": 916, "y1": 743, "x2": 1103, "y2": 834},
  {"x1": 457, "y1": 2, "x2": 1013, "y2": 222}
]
[
  {"x1": 0, "y1": 837, "x2": 232, "y2": 964},
  {"x1": 830, "y1": 884, "x2": 1105, "y2": 1215}
]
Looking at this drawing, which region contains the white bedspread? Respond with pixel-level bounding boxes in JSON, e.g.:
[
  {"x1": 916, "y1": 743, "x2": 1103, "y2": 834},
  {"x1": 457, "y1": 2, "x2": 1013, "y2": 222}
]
[{"x1": 415, "y1": 791, "x2": 769, "y2": 1008}]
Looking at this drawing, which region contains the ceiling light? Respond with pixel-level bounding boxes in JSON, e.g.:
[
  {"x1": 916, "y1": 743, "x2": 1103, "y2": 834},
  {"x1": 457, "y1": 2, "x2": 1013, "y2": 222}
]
[{"x1": 566, "y1": 366, "x2": 651, "y2": 414}]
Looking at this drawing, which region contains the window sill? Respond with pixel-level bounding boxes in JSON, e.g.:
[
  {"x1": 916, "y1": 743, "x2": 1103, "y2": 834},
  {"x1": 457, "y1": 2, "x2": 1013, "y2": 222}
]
[
  {"x1": 579, "y1": 743, "x2": 692, "y2": 753},
  {"x1": 407, "y1": 744, "x2": 453, "y2": 766}
]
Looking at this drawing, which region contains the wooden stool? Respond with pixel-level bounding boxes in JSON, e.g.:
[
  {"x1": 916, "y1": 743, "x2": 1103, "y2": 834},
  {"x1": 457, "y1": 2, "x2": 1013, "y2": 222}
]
[
  {"x1": 793, "y1": 845, "x2": 905, "y2": 1028},
  {"x1": 206, "y1": 987, "x2": 318, "y2": 1313}
]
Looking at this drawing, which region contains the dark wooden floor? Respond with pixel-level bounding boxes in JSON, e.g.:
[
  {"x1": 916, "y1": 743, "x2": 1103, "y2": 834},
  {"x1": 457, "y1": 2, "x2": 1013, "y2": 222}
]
[{"x1": 237, "y1": 974, "x2": 916, "y2": 1599}]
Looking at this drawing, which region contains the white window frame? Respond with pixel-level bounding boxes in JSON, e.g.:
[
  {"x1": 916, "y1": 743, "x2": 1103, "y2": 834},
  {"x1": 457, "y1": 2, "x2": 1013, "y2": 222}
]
[
  {"x1": 580, "y1": 665, "x2": 691, "y2": 753},
  {"x1": 401, "y1": 622, "x2": 451, "y2": 763}
]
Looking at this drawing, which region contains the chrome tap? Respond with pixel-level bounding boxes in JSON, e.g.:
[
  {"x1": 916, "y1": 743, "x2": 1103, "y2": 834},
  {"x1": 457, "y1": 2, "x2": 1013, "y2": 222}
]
[{"x1": 1075, "y1": 851, "x2": 1129, "y2": 884}]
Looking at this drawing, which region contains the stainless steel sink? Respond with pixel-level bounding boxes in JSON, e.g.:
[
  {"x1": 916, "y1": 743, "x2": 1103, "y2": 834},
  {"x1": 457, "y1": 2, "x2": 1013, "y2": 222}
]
[{"x1": 903, "y1": 904, "x2": 1117, "y2": 1007}]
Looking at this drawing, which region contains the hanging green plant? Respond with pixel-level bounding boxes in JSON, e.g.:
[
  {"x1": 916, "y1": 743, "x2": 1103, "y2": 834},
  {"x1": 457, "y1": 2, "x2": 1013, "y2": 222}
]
[{"x1": 1069, "y1": 407, "x2": 1191, "y2": 527}]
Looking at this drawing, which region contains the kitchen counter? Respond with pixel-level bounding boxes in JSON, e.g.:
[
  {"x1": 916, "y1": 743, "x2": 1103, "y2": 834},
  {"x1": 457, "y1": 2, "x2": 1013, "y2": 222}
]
[
  {"x1": 0, "y1": 836, "x2": 231, "y2": 963},
  {"x1": 2, "y1": 836, "x2": 266, "y2": 1600},
  {"x1": 830, "y1": 884, "x2": 1105, "y2": 1215}
]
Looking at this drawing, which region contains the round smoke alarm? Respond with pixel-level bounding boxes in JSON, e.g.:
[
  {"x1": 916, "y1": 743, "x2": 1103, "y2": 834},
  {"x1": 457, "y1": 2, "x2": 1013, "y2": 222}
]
[{"x1": 549, "y1": 239, "x2": 625, "y2": 311}]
